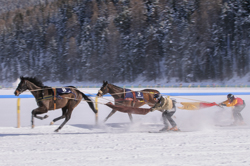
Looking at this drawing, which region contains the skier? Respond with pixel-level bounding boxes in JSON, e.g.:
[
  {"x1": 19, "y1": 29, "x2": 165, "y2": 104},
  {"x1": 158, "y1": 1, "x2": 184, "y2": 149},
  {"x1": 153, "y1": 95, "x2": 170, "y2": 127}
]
[
  {"x1": 150, "y1": 93, "x2": 179, "y2": 132},
  {"x1": 220, "y1": 94, "x2": 246, "y2": 126}
]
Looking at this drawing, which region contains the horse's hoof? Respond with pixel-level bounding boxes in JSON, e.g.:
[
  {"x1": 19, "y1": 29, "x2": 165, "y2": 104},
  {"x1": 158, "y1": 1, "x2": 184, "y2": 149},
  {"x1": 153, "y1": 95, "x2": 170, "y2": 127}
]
[
  {"x1": 54, "y1": 129, "x2": 59, "y2": 132},
  {"x1": 50, "y1": 121, "x2": 54, "y2": 125},
  {"x1": 32, "y1": 125, "x2": 35, "y2": 128},
  {"x1": 44, "y1": 115, "x2": 49, "y2": 119}
]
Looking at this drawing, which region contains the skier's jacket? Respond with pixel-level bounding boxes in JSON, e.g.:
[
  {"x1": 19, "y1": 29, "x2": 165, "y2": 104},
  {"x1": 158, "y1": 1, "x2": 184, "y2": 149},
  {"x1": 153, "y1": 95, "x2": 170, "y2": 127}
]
[
  {"x1": 151, "y1": 96, "x2": 174, "y2": 112},
  {"x1": 222, "y1": 97, "x2": 244, "y2": 107}
]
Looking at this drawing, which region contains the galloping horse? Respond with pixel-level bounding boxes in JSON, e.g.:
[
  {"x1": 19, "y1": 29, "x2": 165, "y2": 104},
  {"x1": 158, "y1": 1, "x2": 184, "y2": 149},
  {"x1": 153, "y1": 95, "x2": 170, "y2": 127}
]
[
  {"x1": 97, "y1": 81, "x2": 160, "y2": 122},
  {"x1": 14, "y1": 76, "x2": 97, "y2": 132}
]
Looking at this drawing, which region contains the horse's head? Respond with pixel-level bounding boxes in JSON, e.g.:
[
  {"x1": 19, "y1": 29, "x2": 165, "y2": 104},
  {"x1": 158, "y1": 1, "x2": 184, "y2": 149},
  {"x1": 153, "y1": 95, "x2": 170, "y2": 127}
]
[
  {"x1": 14, "y1": 76, "x2": 28, "y2": 96},
  {"x1": 97, "y1": 81, "x2": 109, "y2": 97}
]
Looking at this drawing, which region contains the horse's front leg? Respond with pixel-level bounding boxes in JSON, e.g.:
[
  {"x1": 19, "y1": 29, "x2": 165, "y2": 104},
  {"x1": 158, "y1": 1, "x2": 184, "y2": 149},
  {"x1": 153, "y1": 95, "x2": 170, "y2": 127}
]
[
  {"x1": 128, "y1": 113, "x2": 133, "y2": 122},
  {"x1": 104, "y1": 109, "x2": 117, "y2": 122},
  {"x1": 127, "y1": 101, "x2": 136, "y2": 122},
  {"x1": 31, "y1": 107, "x2": 48, "y2": 128}
]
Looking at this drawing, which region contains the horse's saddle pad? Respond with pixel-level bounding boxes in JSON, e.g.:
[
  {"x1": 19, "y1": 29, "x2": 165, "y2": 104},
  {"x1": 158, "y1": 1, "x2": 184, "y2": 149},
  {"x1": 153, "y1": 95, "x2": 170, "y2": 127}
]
[
  {"x1": 56, "y1": 88, "x2": 72, "y2": 95},
  {"x1": 125, "y1": 89, "x2": 144, "y2": 100}
]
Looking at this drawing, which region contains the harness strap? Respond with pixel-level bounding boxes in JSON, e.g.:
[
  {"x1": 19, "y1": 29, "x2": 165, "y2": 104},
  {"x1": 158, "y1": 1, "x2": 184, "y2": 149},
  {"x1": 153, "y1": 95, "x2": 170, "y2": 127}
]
[
  {"x1": 132, "y1": 91, "x2": 136, "y2": 106},
  {"x1": 36, "y1": 95, "x2": 53, "y2": 102},
  {"x1": 123, "y1": 88, "x2": 125, "y2": 99},
  {"x1": 41, "y1": 89, "x2": 44, "y2": 99},
  {"x1": 53, "y1": 88, "x2": 56, "y2": 110}
]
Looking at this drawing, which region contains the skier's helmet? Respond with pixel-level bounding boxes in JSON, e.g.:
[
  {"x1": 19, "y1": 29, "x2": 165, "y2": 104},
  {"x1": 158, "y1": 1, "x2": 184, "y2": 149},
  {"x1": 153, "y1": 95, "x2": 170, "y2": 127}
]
[
  {"x1": 227, "y1": 94, "x2": 234, "y2": 100},
  {"x1": 153, "y1": 93, "x2": 161, "y2": 100}
]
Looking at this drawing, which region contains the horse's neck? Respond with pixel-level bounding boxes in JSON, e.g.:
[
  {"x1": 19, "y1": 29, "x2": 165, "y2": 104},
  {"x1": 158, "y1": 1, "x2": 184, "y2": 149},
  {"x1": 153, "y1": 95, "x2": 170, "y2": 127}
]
[
  {"x1": 26, "y1": 81, "x2": 42, "y2": 98},
  {"x1": 108, "y1": 84, "x2": 123, "y2": 98}
]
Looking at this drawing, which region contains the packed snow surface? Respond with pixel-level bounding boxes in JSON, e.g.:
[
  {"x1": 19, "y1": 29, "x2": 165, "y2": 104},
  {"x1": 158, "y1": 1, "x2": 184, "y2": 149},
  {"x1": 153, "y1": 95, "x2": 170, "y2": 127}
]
[{"x1": 1, "y1": 88, "x2": 250, "y2": 166}]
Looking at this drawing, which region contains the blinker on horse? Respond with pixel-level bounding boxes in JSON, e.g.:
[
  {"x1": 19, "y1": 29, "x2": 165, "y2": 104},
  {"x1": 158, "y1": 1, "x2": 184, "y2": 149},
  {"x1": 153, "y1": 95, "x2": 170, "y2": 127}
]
[
  {"x1": 97, "y1": 81, "x2": 160, "y2": 122},
  {"x1": 14, "y1": 76, "x2": 97, "y2": 132}
]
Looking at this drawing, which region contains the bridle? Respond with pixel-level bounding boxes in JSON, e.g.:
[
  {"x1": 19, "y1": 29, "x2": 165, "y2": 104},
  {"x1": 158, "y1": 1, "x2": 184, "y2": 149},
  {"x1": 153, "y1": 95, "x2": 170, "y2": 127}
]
[
  {"x1": 16, "y1": 80, "x2": 27, "y2": 94},
  {"x1": 98, "y1": 84, "x2": 109, "y2": 96}
]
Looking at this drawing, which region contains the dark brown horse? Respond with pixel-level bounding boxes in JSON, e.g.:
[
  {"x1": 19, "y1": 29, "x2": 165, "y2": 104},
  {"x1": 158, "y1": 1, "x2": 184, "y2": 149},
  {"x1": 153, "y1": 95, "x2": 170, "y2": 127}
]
[
  {"x1": 97, "y1": 81, "x2": 160, "y2": 122},
  {"x1": 14, "y1": 76, "x2": 97, "y2": 132}
]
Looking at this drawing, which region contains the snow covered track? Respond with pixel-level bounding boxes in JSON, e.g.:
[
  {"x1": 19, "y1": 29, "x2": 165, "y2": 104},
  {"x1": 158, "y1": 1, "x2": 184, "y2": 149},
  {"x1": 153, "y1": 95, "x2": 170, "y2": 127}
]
[
  {"x1": 1, "y1": 88, "x2": 250, "y2": 165},
  {"x1": 0, "y1": 123, "x2": 250, "y2": 166}
]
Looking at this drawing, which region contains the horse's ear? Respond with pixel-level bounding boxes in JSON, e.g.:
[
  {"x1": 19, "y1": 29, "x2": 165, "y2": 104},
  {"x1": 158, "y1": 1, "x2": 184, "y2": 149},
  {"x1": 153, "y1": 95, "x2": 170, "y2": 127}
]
[
  {"x1": 20, "y1": 76, "x2": 24, "y2": 82},
  {"x1": 103, "y1": 80, "x2": 105, "y2": 84},
  {"x1": 105, "y1": 81, "x2": 108, "y2": 84}
]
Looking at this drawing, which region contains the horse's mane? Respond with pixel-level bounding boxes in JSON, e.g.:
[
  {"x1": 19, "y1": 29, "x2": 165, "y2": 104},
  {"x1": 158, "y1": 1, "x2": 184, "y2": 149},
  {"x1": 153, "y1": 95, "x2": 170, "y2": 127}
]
[
  {"x1": 109, "y1": 83, "x2": 122, "y2": 89},
  {"x1": 66, "y1": 86, "x2": 76, "y2": 88},
  {"x1": 107, "y1": 83, "x2": 124, "y2": 93},
  {"x1": 20, "y1": 76, "x2": 45, "y2": 87}
]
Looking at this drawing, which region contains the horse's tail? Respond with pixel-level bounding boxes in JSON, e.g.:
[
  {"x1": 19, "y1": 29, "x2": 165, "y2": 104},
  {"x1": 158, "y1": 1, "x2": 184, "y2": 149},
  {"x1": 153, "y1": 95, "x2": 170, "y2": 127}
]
[{"x1": 78, "y1": 91, "x2": 97, "y2": 114}]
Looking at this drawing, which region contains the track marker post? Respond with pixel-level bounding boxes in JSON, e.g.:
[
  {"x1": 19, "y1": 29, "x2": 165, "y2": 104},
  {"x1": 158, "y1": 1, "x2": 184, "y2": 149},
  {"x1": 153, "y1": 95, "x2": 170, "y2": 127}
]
[
  {"x1": 17, "y1": 98, "x2": 21, "y2": 128},
  {"x1": 95, "y1": 96, "x2": 98, "y2": 125}
]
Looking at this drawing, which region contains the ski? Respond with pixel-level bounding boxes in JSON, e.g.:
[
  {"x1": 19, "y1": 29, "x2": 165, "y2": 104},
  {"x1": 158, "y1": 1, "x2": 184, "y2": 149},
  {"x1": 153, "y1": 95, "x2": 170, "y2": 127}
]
[
  {"x1": 215, "y1": 124, "x2": 236, "y2": 127},
  {"x1": 215, "y1": 124, "x2": 248, "y2": 127},
  {"x1": 148, "y1": 130, "x2": 181, "y2": 133}
]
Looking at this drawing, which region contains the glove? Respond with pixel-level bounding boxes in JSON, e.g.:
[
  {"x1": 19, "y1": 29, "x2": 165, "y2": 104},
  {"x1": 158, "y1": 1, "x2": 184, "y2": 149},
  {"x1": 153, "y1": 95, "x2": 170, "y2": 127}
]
[{"x1": 219, "y1": 103, "x2": 226, "y2": 106}]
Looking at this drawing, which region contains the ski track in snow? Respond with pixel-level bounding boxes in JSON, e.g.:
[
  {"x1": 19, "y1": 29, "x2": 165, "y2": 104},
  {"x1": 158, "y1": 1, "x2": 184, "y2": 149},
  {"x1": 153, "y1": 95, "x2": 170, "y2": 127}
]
[
  {"x1": 1, "y1": 124, "x2": 250, "y2": 166},
  {"x1": 1, "y1": 88, "x2": 250, "y2": 166}
]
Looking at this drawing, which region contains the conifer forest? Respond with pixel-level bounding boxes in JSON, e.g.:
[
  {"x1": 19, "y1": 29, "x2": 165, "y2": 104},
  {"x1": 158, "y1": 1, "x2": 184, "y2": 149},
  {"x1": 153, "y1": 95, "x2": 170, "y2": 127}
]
[{"x1": 0, "y1": 0, "x2": 250, "y2": 84}]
